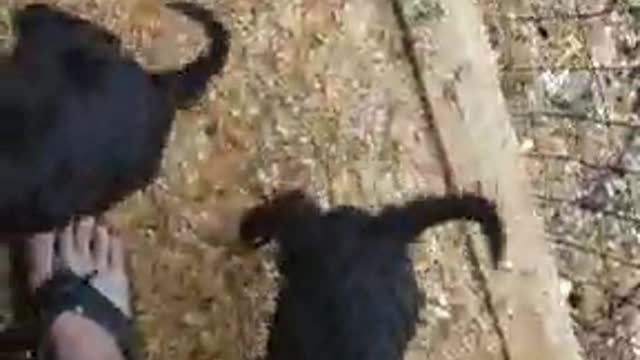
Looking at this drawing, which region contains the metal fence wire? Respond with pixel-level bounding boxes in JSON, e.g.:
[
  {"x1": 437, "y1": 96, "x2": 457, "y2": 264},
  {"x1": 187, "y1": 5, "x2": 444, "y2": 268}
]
[{"x1": 488, "y1": 0, "x2": 640, "y2": 358}]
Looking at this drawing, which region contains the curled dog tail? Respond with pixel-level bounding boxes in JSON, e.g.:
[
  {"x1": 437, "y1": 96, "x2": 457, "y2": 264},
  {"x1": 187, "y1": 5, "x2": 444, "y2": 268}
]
[
  {"x1": 375, "y1": 194, "x2": 505, "y2": 268},
  {"x1": 152, "y1": 2, "x2": 230, "y2": 108}
]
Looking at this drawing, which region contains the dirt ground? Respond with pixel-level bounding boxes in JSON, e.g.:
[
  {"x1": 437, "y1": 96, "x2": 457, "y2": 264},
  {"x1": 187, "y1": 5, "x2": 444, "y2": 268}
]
[
  {"x1": 0, "y1": 0, "x2": 451, "y2": 358},
  {"x1": 1, "y1": 0, "x2": 639, "y2": 359}
]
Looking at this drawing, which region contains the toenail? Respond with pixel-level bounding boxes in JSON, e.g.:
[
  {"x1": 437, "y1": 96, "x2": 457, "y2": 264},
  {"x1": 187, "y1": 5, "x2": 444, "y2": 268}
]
[{"x1": 84, "y1": 270, "x2": 99, "y2": 280}]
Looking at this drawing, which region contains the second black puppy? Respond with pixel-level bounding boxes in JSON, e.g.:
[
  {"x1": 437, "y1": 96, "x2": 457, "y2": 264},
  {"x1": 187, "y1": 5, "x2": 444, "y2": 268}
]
[
  {"x1": 241, "y1": 191, "x2": 505, "y2": 360},
  {"x1": 0, "y1": 2, "x2": 229, "y2": 232}
]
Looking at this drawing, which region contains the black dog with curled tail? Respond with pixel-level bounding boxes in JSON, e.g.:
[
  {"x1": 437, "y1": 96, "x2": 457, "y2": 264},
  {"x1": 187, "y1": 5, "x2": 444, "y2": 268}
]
[
  {"x1": 241, "y1": 190, "x2": 505, "y2": 360},
  {"x1": 0, "y1": 2, "x2": 229, "y2": 232}
]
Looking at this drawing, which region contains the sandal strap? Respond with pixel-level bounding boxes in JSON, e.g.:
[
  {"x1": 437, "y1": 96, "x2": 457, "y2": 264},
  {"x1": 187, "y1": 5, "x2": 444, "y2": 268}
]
[{"x1": 35, "y1": 270, "x2": 140, "y2": 360}]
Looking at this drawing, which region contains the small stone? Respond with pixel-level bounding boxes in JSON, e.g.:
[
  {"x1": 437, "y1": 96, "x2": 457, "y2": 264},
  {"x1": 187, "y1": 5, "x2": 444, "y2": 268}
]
[
  {"x1": 500, "y1": 260, "x2": 514, "y2": 271},
  {"x1": 559, "y1": 278, "x2": 573, "y2": 300},
  {"x1": 433, "y1": 306, "x2": 451, "y2": 319},
  {"x1": 248, "y1": 106, "x2": 260, "y2": 117},
  {"x1": 539, "y1": 70, "x2": 593, "y2": 111},
  {"x1": 519, "y1": 138, "x2": 535, "y2": 153},
  {"x1": 182, "y1": 311, "x2": 207, "y2": 327}
]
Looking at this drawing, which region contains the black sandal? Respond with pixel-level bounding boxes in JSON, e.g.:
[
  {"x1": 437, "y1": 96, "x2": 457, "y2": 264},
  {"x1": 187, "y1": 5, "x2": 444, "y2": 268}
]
[
  {"x1": 0, "y1": 267, "x2": 140, "y2": 360},
  {"x1": 33, "y1": 268, "x2": 140, "y2": 360}
]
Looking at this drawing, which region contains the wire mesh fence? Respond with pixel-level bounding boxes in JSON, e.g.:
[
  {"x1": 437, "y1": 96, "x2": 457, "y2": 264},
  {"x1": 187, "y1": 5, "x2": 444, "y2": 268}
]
[{"x1": 490, "y1": 0, "x2": 640, "y2": 357}]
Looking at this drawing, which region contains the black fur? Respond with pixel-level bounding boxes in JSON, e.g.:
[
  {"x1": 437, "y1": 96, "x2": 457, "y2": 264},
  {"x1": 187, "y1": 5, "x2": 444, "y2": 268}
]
[
  {"x1": 241, "y1": 191, "x2": 505, "y2": 360},
  {"x1": 0, "y1": 2, "x2": 230, "y2": 232}
]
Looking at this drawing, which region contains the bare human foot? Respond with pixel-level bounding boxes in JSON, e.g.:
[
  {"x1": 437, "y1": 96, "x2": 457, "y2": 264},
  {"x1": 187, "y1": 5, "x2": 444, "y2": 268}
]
[{"x1": 27, "y1": 218, "x2": 131, "y2": 360}]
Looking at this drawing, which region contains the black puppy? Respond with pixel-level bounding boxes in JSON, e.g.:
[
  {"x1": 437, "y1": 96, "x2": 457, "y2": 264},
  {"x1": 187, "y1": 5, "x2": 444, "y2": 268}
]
[
  {"x1": 241, "y1": 191, "x2": 505, "y2": 360},
  {"x1": 0, "y1": 2, "x2": 229, "y2": 232}
]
